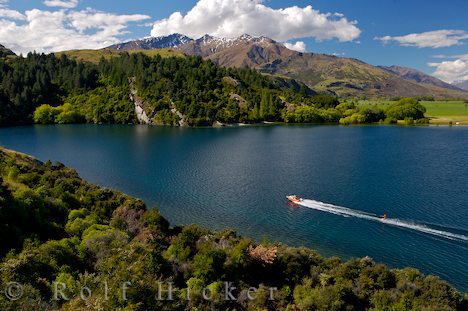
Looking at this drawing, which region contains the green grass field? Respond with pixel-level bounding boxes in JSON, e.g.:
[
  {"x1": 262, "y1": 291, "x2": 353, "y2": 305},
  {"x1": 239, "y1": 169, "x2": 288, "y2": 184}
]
[
  {"x1": 421, "y1": 101, "x2": 468, "y2": 125},
  {"x1": 358, "y1": 100, "x2": 468, "y2": 125}
]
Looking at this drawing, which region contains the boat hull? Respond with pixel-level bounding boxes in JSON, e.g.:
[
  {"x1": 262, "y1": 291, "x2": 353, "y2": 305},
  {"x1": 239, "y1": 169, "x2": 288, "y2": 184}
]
[{"x1": 286, "y1": 195, "x2": 302, "y2": 204}]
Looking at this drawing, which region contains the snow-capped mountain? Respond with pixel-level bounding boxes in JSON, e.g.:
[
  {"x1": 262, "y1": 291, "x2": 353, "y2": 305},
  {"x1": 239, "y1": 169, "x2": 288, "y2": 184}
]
[
  {"x1": 176, "y1": 34, "x2": 282, "y2": 58},
  {"x1": 105, "y1": 34, "x2": 468, "y2": 98},
  {"x1": 108, "y1": 34, "x2": 193, "y2": 50},
  {"x1": 108, "y1": 33, "x2": 280, "y2": 54}
]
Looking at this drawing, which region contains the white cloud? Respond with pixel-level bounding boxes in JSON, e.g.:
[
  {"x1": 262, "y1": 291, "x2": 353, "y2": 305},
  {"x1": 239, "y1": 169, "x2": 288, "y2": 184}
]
[
  {"x1": 0, "y1": 8, "x2": 150, "y2": 54},
  {"x1": 151, "y1": 0, "x2": 361, "y2": 42},
  {"x1": 376, "y1": 30, "x2": 468, "y2": 48},
  {"x1": 428, "y1": 54, "x2": 468, "y2": 83},
  {"x1": 0, "y1": 8, "x2": 25, "y2": 20},
  {"x1": 43, "y1": 0, "x2": 80, "y2": 9},
  {"x1": 284, "y1": 41, "x2": 306, "y2": 52},
  {"x1": 0, "y1": 0, "x2": 10, "y2": 9},
  {"x1": 454, "y1": 54, "x2": 468, "y2": 61}
]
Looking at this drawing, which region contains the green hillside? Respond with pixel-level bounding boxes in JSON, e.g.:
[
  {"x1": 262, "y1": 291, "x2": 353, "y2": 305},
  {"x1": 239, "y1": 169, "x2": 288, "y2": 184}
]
[
  {"x1": 0, "y1": 51, "x2": 439, "y2": 127},
  {"x1": 260, "y1": 53, "x2": 468, "y2": 99},
  {"x1": 55, "y1": 48, "x2": 184, "y2": 63}
]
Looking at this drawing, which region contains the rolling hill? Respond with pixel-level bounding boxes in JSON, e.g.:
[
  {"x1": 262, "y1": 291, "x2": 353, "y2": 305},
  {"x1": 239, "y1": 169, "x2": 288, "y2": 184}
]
[{"x1": 107, "y1": 34, "x2": 468, "y2": 98}]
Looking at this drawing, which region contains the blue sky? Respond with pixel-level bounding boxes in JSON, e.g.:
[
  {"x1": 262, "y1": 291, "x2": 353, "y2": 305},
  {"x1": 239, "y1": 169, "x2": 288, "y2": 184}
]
[{"x1": 1, "y1": 0, "x2": 467, "y2": 82}]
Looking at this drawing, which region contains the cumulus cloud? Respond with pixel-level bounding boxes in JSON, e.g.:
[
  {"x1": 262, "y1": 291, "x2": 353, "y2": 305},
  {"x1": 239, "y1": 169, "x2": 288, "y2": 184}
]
[
  {"x1": 284, "y1": 41, "x2": 306, "y2": 52},
  {"x1": 0, "y1": 8, "x2": 25, "y2": 20},
  {"x1": 376, "y1": 30, "x2": 468, "y2": 48},
  {"x1": 0, "y1": 7, "x2": 150, "y2": 54},
  {"x1": 428, "y1": 54, "x2": 468, "y2": 83},
  {"x1": 151, "y1": 0, "x2": 360, "y2": 42},
  {"x1": 43, "y1": 0, "x2": 80, "y2": 9}
]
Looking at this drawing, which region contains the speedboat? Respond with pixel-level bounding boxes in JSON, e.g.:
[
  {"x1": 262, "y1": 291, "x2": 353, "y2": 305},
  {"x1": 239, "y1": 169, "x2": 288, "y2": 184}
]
[{"x1": 286, "y1": 195, "x2": 303, "y2": 203}]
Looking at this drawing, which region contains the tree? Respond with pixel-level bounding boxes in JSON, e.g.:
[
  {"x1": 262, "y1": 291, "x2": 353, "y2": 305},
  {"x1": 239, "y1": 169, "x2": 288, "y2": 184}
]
[
  {"x1": 192, "y1": 248, "x2": 227, "y2": 284},
  {"x1": 33, "y1": 104, "x2": 60, "y2": 124},
  {"x1": 385, "y1": 98, "x2": 426, "y2": 120}
]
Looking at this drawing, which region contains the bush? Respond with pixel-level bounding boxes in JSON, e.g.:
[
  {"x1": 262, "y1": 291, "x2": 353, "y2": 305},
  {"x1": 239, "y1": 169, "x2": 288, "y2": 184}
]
[
  {"x1": 192, "y1": 248, "x2": 227, "y2": 284},
  {"x1": 286, "y1": 105, "x2": 323, "y2": 123},
  {"x1": 385, "y1": 98, "x2": 426, "y2": 120},
  {"x1": 320, "y1": 108, "x2": 342, "y2": 122},
  {"x1": 56, "y1": 110, "x2": 85, "y2": 124},
  {"x1": 33, "y1": 104, "x2": 61, "y2": 124},
  {"x1": 33, "y1": 103, "x2": 85, "y2": 124},
  {"x1": 335, "y1": 102, "x2": 356, "y2": 113},
  {"x1": 404, "y1": 117, "x2": 414, "y2": 125},
  {"x1": 415, "y1": 118, "x2": 429, "y2": 124},
  {"x1": 339, "y1": 113, "x2": 366, "y2": 125},
  {"x1": 359, "y1": 106, "x2": 385, "y2": 122},
  {"x1": 384, "y1": 117, "x2": 397, "y2": 124}
]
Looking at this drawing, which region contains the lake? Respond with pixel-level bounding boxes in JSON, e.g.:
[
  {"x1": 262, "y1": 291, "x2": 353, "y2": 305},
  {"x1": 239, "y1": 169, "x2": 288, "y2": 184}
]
[{"x1": 1, "y1": 124, "x2": 467, "y2": 291}]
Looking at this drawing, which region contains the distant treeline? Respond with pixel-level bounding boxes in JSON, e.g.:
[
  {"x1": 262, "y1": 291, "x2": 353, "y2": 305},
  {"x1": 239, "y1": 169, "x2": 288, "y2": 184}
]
[
  {"x1": 1, "y1": 148, "x2": 466, "y2": 310},
  {"x1": 1, "y1": 52, "x2": 429, "y2": 126}
]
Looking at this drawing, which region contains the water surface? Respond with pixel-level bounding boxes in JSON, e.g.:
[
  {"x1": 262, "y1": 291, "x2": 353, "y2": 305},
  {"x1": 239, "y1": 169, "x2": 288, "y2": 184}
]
[{"x1": 1, "y1": 124, "x2": 467, "y2": 291}]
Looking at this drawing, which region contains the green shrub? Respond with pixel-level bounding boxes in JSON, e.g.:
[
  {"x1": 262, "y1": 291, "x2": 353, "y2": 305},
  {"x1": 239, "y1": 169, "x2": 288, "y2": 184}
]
[
  {"x1": 384, "y1": 117, "x2": 397, "y2": 124},
  {"x1": 33, "y1": 104, "x2": 61, "y2": 124},
  {"x1": 339, "y1": 113, "x2": 366, "y2": 125},
  {"x1": 385, "y1": 97, "x2": 426, "y2": 120},
  {"x1": 414, "y1": 118, "x2": 429, "y2": 124},
  {"x1": 404, "y1": 117, "x2": 414, "y2": 125}
]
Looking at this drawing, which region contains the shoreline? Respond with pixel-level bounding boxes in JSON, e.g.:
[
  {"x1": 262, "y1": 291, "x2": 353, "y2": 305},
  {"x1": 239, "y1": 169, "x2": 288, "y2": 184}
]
[{"x1": 3, "y1": 121, "x2": 468, "y2": 129}]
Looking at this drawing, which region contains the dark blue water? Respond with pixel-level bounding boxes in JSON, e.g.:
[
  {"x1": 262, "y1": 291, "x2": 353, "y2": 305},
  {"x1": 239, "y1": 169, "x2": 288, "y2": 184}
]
[{"x1": 1, "y1": 124, "x2": 467, "y2": 291}]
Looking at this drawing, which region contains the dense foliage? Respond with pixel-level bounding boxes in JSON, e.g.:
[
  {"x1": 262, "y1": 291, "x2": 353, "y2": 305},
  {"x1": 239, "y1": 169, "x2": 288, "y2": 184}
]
[
  {"x1": 0, "y1": 148, "x2": 465, "y2": 310},
  {"x1": 385, "y1": 98, "x2": 427, "y2": 121},
  {"x1": 336, "y1": 98, "x2": 429, "y2": 125},
  {"x1": 1, "y1": 52, "x2": 429, "y2": 127},
  {"x1": 0, "y1": 53, "x2": 98, "y2": 125}
]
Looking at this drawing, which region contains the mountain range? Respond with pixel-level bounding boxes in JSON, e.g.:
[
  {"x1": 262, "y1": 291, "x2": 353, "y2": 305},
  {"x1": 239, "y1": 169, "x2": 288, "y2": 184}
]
[
  {"x1": 0, "y1": 44, "x2": 15, "y2": 58},
  {"x1": 109, "y1": 34, "x2": 467, "y2": 98},
  {"x1": 378, "y1": 65, "x2": 462, "y2": 91},
  {"x1": 452, "y1": 80, "x2": 468, "y2": 91}
]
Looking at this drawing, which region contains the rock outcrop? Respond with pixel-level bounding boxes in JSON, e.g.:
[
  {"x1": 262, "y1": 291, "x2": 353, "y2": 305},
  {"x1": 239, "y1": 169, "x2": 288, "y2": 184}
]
[
  {"x1": 170, "y1": 101, "x2": 188, "y2": 127},
  {"x1": 129, "y1": 78, "x2": 152, "y2": 125}
]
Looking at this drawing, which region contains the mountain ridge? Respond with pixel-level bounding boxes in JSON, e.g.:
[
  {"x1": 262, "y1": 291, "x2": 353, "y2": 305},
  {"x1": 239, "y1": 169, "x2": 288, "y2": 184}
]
[
  {"x1": 106, "y1": 34, "x2": 467, "y2": 98},
  {"x1": 452, "y1": 80, "x2": 468, "y2": 91},
  {"x1": 109, "y1": 33, "x2": 192, "y2": 50},
  {"x1": 0, "y1": 44, "x2": 16, "y2": 57},
  {"x1": 378, "y1": 65, "x2": 464, "y2": 91}
]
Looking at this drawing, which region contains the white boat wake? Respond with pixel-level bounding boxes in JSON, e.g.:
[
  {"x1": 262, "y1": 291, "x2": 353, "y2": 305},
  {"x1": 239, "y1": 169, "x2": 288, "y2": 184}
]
[{"x1": 297, "y1": 199, "x2": 468, "y2": 243}]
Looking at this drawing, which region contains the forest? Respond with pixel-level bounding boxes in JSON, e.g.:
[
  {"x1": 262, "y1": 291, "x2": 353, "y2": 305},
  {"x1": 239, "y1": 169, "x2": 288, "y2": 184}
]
[
  {"x1": 0, "y1": 147, "x2": 466, "y2": 310},
  {"x1": 0, "y1": 52, "x2": 429, "y2": 127}
]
